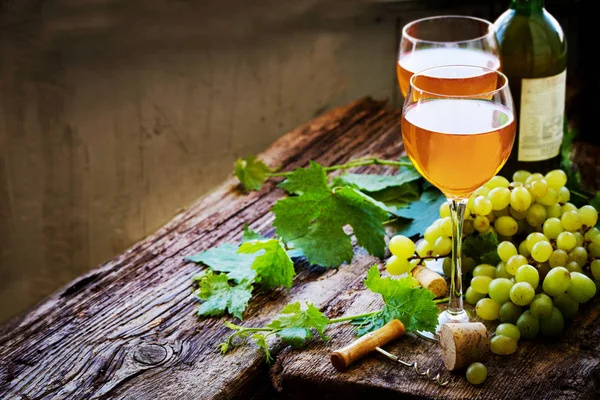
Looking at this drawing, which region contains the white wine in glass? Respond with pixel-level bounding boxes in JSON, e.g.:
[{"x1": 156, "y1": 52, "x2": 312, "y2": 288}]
[{"x1": 401, "y1": 65, "x2": 516, "y2": 338}]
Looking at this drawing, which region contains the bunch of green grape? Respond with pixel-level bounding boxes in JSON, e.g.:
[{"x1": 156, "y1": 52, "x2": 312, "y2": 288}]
[{"x1": 386, "y1": 169, "x2": 600, "y2": 356}]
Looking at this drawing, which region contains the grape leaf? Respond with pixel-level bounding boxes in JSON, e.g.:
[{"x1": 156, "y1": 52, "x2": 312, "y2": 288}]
[
  {"x1": 185, "y1": 243, "x2": 257, "y2": 283},
  {"x1": 266, "y1": 302, "x2": 330, "y2": 348},
  {"x1": 356, "y1": 266, "x2": 438, "y2": 336},
  {"x1": 273, "y1": 162, "x2": 389, "y2": 267},
  {"x1": 463, "y1": 232, "x2": 501, "y2": 265},
  {"x1": 242, "y1": 223, "x2": 266, "y2": 242},
  {"x1": 389, "y1": 187, "x2": 446, "y2": 238},
  {"x1": 369, "y1": 182, "x2": 421, "y2": 214},
  {"x1": 238, "y1": 239, "x2": 295, "y2": 290},
  {"x1": 235, "y1": 156, "x2": 272, "y2": 192},
  {"x1": 195, "y1": 272, "x2": 254, "y2": 320},
  {"x1": 279, "y1": 161, "x2": 329, "y2": 195},
  {"x1": 331, "y1": 169, "x2": 422, "y2": 192}
]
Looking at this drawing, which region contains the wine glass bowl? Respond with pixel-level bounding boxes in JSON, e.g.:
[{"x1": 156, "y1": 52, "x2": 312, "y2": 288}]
[
  {"x1": 397, "y1": 15, "x2": 501, "y2": 99},
  {"x1": 401, "y1": 65, "x2": 516, "y2": 337}
]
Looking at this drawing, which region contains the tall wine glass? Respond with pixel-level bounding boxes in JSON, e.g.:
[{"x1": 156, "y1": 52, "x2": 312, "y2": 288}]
[
  {"x1": 397, "y1": 15, "x2": 500, "y2": 99},
  {"x1": 402, "y1": 65, "x2": 516, "y2": 338}
]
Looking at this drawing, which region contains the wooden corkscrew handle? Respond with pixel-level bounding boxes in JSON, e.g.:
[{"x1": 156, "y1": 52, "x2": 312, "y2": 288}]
[{"x1": 330, "y1": 319, "x2": 406, "y2": 371}]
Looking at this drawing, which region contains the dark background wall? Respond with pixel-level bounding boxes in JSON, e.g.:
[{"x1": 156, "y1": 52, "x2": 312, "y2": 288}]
[{"x1": 0, "y1": 0, "x2": 594, "y2": 323}]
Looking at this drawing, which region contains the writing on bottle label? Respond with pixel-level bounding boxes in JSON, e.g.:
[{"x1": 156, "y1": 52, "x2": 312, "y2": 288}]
[{"x1": 518, "y1": 70, "x2": 566, "y2": 162}]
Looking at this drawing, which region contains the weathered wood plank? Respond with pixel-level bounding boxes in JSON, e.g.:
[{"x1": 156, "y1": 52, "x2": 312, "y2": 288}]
[
  {"x1": 0, "y1": 97, "x2": 406, "y2": 399},
  {"x1": 270, "y1": 293, "x2": 600, "y2": 399}
]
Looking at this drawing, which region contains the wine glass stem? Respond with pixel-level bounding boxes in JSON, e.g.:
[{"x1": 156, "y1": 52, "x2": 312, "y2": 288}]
[{"x1": 448, "y1": 198, "x2": 468, "y2": 315}]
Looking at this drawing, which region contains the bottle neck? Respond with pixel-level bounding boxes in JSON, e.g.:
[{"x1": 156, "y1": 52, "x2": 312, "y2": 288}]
[{"x1": 510, "y1": 0, "x2": 544, "y2": 14}]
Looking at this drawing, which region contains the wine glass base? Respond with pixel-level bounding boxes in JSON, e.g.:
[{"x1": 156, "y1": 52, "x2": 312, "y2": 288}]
[{"x1": 416, "y1": 309, "x2": 470, "y2": 341}]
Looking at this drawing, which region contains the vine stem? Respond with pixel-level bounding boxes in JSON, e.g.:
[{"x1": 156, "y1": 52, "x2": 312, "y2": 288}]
[{"x1": 266, "y1": 158, "x2": 412, "y2": 178}]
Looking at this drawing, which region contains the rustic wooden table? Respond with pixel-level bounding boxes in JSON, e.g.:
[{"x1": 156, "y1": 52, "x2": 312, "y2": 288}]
[{"x1": 1, "y1": 97, "x2": 599, "y2": 400}]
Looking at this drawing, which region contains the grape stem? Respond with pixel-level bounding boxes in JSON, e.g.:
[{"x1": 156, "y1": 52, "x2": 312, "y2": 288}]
[{"x1": 266, "y1": 158, "x2": 413, "y2": 178}]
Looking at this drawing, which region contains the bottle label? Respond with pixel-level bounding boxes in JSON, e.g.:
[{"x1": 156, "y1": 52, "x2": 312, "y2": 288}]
[{"x1": 517, "y1": 70, "x2": 566, "y2": 162}]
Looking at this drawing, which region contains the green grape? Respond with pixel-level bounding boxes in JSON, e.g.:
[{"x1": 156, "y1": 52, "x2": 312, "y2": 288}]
[
  {"x1": 471, "y1": 275, "x2": 493, "y2": 294},
  {"x1": 439, "y1": 202, "x2": 450, "y2": 218},
  {"x1": 494, "y1": 207, "x2": 511, "y2": 217},
  {"x1": 561, "y1": 202, "x2": 578, "y2": 214},
  {"x1": 388, "y1": 235, "x2": 416, "y2": 258},
  {"x1": 466, "y1": 362, "x2": 487, "y2": 385},
  {"x1": 518, "y1": 240, "x2": 531, "y2": 258},
  {"x1": 556, "y1": 232, "x2": 577, "y2": 251},
  {"x1": 542, "y1": 267, "x2": 571, "y2": 296},
  {"x1": 539, "y1": 307, "x2": 564, "y2": 337},
  {"x1": 495, "y1": 216, "x2": 518, "y2": 237},
  {"x1": 561, "y1": 210, "x2": 582, "y2": 231},
  {"x1": 579, "y1": 205, "x2": 599, "y2": 228},
  {"x1": 510, "y1": 187, "x2": 532, "y2": 212},
  {"x1": 498, "y1": 241, "x2": 518, "y2": 262},
  {"x1": 499, "y1": 302, "x2": 522, "y2": 324},
  {"x1": 525, "y1": 172, "x2": 544, "y2": 184},
  {"x1": 584, "y1": 227, "x2": 600, "y2": 241},
  {"x1": 473, "y1": 216, "x2": 491, "y2": 233},
  {"x1": 463, "y1": 220, "x2": 475, "y2": 235},
  {"x1": 512, "y1": 170, "x2": 531, "y2": 183},
  {"x1": 509, "y1": 282, "x2": 535, "y2": 306},
  {"x1": 474, "y1": 186, "x2": 490, "y2": 197},
  {"x1": 416, "y1": 240, "x2": 433, "y2": 257},
  {"x1": 506, "y1": 254, "x2": 528, "y2": 275},
  {"x1": 553, "y1": 293, "x2": 579, "y2": 319},
  {"x1": 488, "y1": 278, "x2": 514, "y2": 304},
  {"x1": 490, "y1": 335, "x2": 518, "y2": 355},
  {"x1": 536, "y1": 262, "x2": 552, "y2": 281},
  {"x1": 545, "y1": 169, "x2": 567, "y2": 190},
  {"x1": 557, "y1": 186, "x2": 570, "y2": 203},
  {"x1": 517, "y1": 310, "x2": 539, "y2": 339},
  {"x1": 487, "y1": 212, "x2": 496, "y2": 223},
  {"x1": 485, "y1": 175, "x2": 510, "y2": 189},
  {"x1": 568, "y1": 246, "x2": 588, "y2": 267},
  {"x1": 496, "y1": 261, "x2": 512, "y2": 279},
  {"x1": 542, "y1": 217, "x2": 564, "y2": 240},
  {"x1": 488, "y1": 187, "x2": 511, "y2": 210},
  {"x1": 483, "y1": 226, "x2": 497, "y2": 237},
  {"x1": 567, "y1": 272, "x2": 596, "y2": 303},
  {"x1": 476, "y1": 298, "x2": 501, "y2": 320},
  {"x1": 565, "y1": 261, "x2": 583, "y2": 273},
  {"x1": 574, "y1": 231, "x2": 584, "y2": 247},
  {"x1": 589, "y1": 242, "x2": 600, "y2": 258},
  {"x1": 531, "y1": 241, "x2": 553, "y2": 263},
  {"x1": 465, "y1": 286, "x2": 486, "y2": 305},
  {"x1": 537, "y1": 187, "x2": 559, "y2": 206},
  {"x1": 525, "y1": 203, "x2": 547, "y2": 227},
  {"x1": 386, "y1": 255, "x2": 412, "y2": 275},
  {"x1": 529, "y1": 293, "x2": 553, "y2": 319},
  {"x1": 590, "y1": 259, "x2": 600, "y2": 280},
  {"x1": 442, "y1": 257, "x2": 451, "y2": 277},
  {"x1": 433, "y1": 236, "x2": 452, "y2": 256},
  {"x1": 510, "y1": 207, "x2": 528, "y2": 220},
  {"x1": 515, "y1": 264, "x2": 539, "y2": 288},
  {"x1": 473, "y1": 264, "x2": 497, "y2": 278},
  {"x1": 548, "y1": 249, "x2": 569, "y2": 268},
  {"x1": 496, "y1": 323, "x2": 521, "y2": 342},
  {"x1": 546, "y1": 203, "x2": 562, "y2": 219},
  {"x1": 473, "y1": 196, "x2": 493, "y2": 216},
  {"x1": 424, "y1": 223, "x2": 443, "y2": 244},
  {"x1": 525, "y1": 232, "x2": 548, "y2": 252},
  {"x1": 462, "y1": 256, "x2": 476, "y2": 274},
  {"x1": 528, "y1": 179, "x2": 548, "y2": 198},
  {"x1": 510, "y1": 181, "x2": 524, "y2": 188},
  {"x1": 439, "y1": 217, "x2": 453, "y2": 237}
]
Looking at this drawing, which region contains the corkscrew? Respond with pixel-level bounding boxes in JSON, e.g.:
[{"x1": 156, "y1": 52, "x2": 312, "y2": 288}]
[{"x1": 330, "y1": 319, "x2": 450, "y2": 387}]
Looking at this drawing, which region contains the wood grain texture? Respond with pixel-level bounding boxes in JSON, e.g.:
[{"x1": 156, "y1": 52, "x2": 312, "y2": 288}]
[{"x1": 0, "y1": 97, "x2": 408, "y2": 399}]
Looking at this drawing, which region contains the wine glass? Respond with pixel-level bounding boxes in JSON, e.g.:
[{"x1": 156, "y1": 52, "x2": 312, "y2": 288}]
[
  {"x1": 402, "y1": 65, "x2": 516, "y2": 338},
  {"x1": 397, "y1": 15, "x2": 500, "y2": 99}
]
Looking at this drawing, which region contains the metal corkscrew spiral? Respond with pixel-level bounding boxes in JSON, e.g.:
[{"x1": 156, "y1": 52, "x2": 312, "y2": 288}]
[{"x1": 375, "y1": 347, "x2": 450, "y2": 387}]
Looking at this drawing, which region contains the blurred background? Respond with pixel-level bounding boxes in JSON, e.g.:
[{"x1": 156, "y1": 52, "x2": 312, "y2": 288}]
[{"x1": 0, "y1": 0, "x2": 594, "y2": 323}]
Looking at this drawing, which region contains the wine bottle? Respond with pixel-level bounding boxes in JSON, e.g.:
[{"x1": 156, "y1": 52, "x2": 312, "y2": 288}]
[{"x1": 494, "y1": 0, "x2": 567, "y2": 178}]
